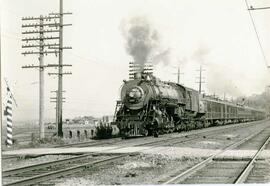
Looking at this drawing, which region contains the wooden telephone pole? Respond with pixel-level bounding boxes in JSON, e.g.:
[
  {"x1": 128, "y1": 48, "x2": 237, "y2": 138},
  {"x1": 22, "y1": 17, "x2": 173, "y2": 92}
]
[
  {"x1": 196, "y1": 66, "x2": 206, "y2": 94},
  {"x1": 52, "y1": 0, "x2": 72, "y2": 137},
  {"x1": 22, "y1": 15, "x2": 62, "y2": 139},
  {"x1": 21, "y1": 1, "x2": 72, "y2": 138},
  {"x1": 50, "y1": 90, "x2": 66, "y2": 127},
  {"x1": 172, "y1": 66, "x2": 184, "y2": 84}
]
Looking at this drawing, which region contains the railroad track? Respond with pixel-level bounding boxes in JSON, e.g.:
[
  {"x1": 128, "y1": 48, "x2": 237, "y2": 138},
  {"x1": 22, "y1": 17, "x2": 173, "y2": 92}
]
[
  {"x1": 0, "y1": 135, "x2": 194, "y2": 185},
  {"x1": 32, "y1": 119, "x2": 270, "y2": 150},
  {"x1": 161, "y1": 123, "x2": 270, "y2": 184},
  {"x1": 3, "y1": 134, "x2": 205, "y2": 186},
  {"x1": 53, "y1": 137, "x2": 122, "y2": 148},
  {"x1": 2, "y1": 120, "x2": 265, "y2": 152},
  {"x1": 3, "y1": 120, "x2": 269, "y2": 185},
  {"x1": 3, "y1": 120, "x2": 262, "y2": 160}
]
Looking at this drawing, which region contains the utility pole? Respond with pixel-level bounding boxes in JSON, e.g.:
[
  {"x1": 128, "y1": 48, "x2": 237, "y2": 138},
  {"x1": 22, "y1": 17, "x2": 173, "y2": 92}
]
[
  {"x1": 199, "y1": 66, "x2": 202, "y2": 93},
  {"x1": 21, "y1": 9, "x2": 72, "y2": 138},
  {"x1": 39, "y1": 16, "x2": 45, "y2": 139},
  {"x1": 172, "y1": 66, "x2": 184, "y2": 84},
  {"x1": 22, "y1": 15, "x2": 61, "y2": 139},
  {"x1": 177, "y1": 67, "x2": 180, "y2": 84},
  {"x1": 50, "y1": 90, "x2": 66, "y2": 126},
  {"x1": 196, "y1": 66, "x2": 206, "y2": 94},
  {"x1": 58, "y1": 0, "x2": 64, "y2": 138},
  {"x1": 49, "y1": 0, "x2": 72, "y2": 137}
]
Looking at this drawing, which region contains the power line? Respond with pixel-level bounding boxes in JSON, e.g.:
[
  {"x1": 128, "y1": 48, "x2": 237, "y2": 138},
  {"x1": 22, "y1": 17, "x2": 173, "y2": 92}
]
[
  {"x1": 244, "y1": 0, "x2": 269, "y2": 70},
  {"x1": 21, "y1": 12, "x2": 72, "y2": 139}
]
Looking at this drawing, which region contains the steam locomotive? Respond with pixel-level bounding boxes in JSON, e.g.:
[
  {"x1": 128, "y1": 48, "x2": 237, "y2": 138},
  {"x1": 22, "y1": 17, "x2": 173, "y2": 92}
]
[{"x1": 113, "y1": 72, "x2": 265, "y2": 138}]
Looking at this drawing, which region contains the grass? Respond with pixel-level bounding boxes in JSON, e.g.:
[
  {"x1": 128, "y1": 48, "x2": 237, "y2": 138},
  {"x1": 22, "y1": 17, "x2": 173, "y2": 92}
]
[{"x1": 28, "y1": 136, "x2": 65, "y2": 148}]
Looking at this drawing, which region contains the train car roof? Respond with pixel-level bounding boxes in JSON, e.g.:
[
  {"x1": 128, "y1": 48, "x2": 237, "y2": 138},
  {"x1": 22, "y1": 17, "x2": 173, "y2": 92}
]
[
  {"x1": 161, "y1": 78, "x2": 265, "y2": 113},
  {"x1": 184, "y1": 86, "x2": 199, "y2": 93},
  {"x1": 202, "y1": 97, "x2": 265, "y2": 113},
  {"x1": 166, "y1": 81, "x2": 199, "y2": 94}
]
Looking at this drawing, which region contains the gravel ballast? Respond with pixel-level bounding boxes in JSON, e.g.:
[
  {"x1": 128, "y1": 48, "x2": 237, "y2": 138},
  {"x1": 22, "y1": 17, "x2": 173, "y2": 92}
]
[{"x1": 54, "y1": 153, "x2": 202, "y2": 185}]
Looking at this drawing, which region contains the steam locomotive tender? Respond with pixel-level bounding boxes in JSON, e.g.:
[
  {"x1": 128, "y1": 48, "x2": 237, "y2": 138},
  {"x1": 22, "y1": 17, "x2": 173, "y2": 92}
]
[{"x1": 113, "y1": 72, "x2": 265, "y2": 138}]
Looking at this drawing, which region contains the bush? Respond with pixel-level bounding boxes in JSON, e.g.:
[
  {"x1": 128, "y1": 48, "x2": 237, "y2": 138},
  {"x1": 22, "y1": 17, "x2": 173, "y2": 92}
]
[
  {"x1": 95, "y1": 124, "x2": 113, "y2": 139},
  {"x1": 28, "y1": 136, "x2": 64, "y2": 147}
]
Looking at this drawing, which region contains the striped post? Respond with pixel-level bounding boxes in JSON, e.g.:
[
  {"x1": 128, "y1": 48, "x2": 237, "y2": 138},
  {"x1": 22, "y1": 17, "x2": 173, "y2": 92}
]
[{"x1": 6, "y1": 88, "x2": 13, "y2": 147}]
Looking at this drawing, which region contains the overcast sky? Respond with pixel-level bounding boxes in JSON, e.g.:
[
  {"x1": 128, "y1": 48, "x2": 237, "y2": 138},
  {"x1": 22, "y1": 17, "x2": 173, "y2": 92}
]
[{"x1": 2, "y1": 0, "x2": 270, "y2": 122}]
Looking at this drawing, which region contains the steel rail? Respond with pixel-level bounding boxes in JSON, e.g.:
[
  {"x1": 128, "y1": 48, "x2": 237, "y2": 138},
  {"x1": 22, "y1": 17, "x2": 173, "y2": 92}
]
[
  {"x1": 3, "y1": 120, "x2": 268, "y2": 186},
  {"x1": 3, "y1": 130, "x2": 212, "y2": 177},
  {"x1": 4, "y1": 133, "x2": 206, "y2": 186},
  {"x1": 53, "y1": 138, "x2": 121, "y2": 148},
  {"x1": 3, "y1": 153, "x2": 93, "y2": 177},
  {"x1": 161, "y1": 125, "x2": 269, "y2": 185},
  {"x1": 5, "y1": 155, "x2": 127, "y2": 186},
  {"x1": 50, "y1": 119, "x2": 268, "y2": 148},
  {"x1": 3, "y1": 119, "x2": 266, "y2": 177},
  {"x1": 234, "y1": 135, "x2": 270, "y2": 183},
  {"x1": 2, "y1": 133, "x2": 201, "y2": 178}
]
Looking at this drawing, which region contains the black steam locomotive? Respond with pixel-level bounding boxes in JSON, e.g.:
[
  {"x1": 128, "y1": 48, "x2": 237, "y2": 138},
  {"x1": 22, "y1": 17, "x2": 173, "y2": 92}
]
[{"x1": 113, "y1": 72, "x2": 265, "y2": 138}]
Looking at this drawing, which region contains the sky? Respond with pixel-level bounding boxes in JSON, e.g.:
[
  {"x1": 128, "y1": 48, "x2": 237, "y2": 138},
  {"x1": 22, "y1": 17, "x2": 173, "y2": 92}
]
[{"x1": 1, "y1": 0, "x2": 270, "y2": 122}]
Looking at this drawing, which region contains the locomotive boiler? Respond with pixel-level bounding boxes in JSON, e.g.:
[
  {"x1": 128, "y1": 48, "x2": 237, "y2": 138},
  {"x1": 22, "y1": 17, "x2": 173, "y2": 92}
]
[{"x1": 113, "y1": 72, "x2": 265, "y2": 138}]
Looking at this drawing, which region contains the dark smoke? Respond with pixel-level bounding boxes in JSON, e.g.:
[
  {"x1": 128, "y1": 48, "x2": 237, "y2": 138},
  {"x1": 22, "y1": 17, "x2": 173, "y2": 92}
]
[{"x1": 121, "y1": 16, "x2": 170, "y2": 70}]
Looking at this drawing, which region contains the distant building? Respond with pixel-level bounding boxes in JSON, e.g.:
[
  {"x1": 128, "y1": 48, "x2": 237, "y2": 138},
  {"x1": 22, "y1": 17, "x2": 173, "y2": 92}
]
[{"x1": 66, "y1": 116, "x2": 97, "y2": 126}]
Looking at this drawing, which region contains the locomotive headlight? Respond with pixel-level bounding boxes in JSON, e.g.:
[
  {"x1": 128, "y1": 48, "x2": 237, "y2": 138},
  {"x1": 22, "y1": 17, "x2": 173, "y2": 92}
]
[
  {"x1": 129, "y1": 91, "x2": 135, "y2": 98},
  {"x1": 127, "y1": 86, "x2": 143, "y2": 102}
]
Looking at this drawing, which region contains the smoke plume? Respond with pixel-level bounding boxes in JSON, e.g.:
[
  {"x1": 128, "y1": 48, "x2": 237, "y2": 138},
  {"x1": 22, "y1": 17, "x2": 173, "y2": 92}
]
[
  {"x1": 151, "y1": 49, "x2": 170, "y2": 65},
  {"x1": 192, "y1": 45, "x2": 210, "y2": 64},
  {"x1": 121, "y1": 16, "x2": 170, "y2": 70}
]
